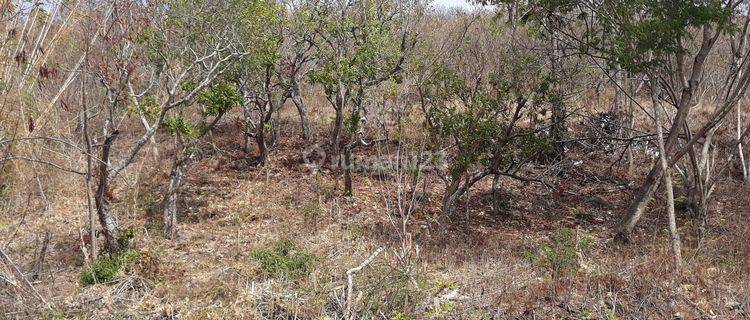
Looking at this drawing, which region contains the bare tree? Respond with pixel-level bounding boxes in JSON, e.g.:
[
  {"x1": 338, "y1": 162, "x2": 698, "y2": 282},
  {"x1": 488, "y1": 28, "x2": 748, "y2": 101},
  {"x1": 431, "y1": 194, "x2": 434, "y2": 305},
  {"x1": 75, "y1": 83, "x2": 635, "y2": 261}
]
[
  {"x1": 86, "y1": 0, "x2": 254, "y2": 253},
  {"x1": 161, "y1": 82, "x2": 242, "y2": 237},
  {"x1": 280, "y1": 1, "x2": 319, "y2": 141}
]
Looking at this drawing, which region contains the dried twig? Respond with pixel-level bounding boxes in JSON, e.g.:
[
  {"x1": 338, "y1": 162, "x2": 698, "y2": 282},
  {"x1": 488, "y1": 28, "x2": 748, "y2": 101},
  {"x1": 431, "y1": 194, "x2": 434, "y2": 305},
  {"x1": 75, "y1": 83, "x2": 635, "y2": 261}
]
[
  {"x1": 345, "y1": 247, "x2": 384, "y2": 320},
  {"x1": 30, "y1": 230, "x2": 51, "y2": 281},
  {"x1": 0, "y1": 248, "x2": 52, "y2": 310}
]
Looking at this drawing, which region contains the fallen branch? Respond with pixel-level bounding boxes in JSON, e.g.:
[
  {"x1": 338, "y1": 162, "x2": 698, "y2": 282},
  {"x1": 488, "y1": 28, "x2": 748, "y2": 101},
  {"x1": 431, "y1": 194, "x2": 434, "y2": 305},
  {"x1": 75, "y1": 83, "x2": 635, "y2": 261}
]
[
  {"x1": 345, "y1": 247, "x2": 384, "y2": 320},
  {"x1": 0, "y1": 248, "x2": 52, "y2": 310},
  {"x1": 31, "y1": 230, "x2": 51, "y2": 281}
]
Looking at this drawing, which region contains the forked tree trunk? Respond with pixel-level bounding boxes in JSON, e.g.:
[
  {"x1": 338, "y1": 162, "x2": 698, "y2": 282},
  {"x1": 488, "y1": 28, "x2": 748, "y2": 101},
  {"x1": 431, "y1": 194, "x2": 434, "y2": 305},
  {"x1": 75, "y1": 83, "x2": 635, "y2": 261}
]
[
  {"x1": 162, "y1": 111, "x2": 226, "y2": 238},
  {"x1": 685, "y1": 146, "x2": 708, "y2": 222},
  {"x1": 616, "y1": 26, "x2": 715, "y2": 241},
  {"x1": 290, "y1": 82, "x2": 310, "y2": 141},
  {"x1": 684, "y1": 129, "x2": 717, "y2": 228},
  {"x1": 616, "y1": 89, "x2": 696, "y2": 240},
  {"x1": 439, "y1": 172, "x2": 487, "y2": 227},
  {"x1": 95, "y1": 132, "x2": 120, "y2": 255}
]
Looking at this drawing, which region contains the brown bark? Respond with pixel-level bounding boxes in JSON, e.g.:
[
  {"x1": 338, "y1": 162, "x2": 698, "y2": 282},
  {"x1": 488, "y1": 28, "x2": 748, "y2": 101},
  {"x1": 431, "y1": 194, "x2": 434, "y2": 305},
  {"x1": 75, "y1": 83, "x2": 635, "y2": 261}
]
[
  {"x1": 163, "y1": 155, "x2": 190, "y2": 238},
  {"x1": 290, "y1": 82, "x2": 310, "y2": 141},
  {"x1": 616, "y1": 26, "x2": 720, "y2": 241},
  {"x1": 344, "y1": 147, "x2": 353, "y2": 196},
  {"x1": 331, "y1": 88, "x2": 345, "y2": 166},
  {"x1": 95, "y1": 131, "x2": 120, "y2": 255},
  {"x1": 650, "y1": 79, "x2": 682, "y2": 270}
]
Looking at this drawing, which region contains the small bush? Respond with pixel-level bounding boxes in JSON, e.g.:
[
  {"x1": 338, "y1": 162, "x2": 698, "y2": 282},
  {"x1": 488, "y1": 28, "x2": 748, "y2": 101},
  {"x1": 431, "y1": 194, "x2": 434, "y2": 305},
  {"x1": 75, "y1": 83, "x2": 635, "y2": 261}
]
[
  {"x1": 251, "y1": 240, "x2": 315, "y2": 279},
  {"x1": 524, "y1": 228, "x2": 593, "y2": 278},
  {"x1": 300, "y1": 201, "x2": 323, "y2": 230},
  {"x1": 391, "y1": 310, "x2": 411, "y2": 320},
  {"x1": 80, "y1": 249, "x2": 138, "y2": 286},
  {"x1": 432, "y1": 278, "x2": 458, "y2": 292},
  {"x1": 426, "y1": 301, "x2": 454, "y2": 319},
  {"x1": 355, "y1": 264, "x2": 426, "y2": 318},
  {"x1": 117, "y1": 226, "x2": 137, "y2": 250}
]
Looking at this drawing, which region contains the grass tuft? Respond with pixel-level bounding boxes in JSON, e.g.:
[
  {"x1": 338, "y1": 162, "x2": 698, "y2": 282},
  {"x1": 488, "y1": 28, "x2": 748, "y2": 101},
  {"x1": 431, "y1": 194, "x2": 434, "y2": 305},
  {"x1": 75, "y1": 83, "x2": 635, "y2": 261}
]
[
  {"x1": 251, "y1": 240, "x2": 315, "y2": 279},
  {"x1": 80, "y1": 249, "x2": 139, "y2": 286}
]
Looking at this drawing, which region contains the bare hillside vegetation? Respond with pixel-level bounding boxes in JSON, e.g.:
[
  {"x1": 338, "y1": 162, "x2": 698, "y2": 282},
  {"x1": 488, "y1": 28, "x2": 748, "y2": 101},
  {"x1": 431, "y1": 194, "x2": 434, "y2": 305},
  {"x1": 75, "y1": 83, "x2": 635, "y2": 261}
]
[{"x1": 1, "y1": 0, "x2": 750, "y2": 319}]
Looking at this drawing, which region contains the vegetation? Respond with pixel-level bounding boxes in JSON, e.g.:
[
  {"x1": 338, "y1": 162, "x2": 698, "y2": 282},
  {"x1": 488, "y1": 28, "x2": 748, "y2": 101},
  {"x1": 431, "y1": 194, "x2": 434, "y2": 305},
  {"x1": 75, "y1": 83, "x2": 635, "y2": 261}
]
[
  {"x1": 0, "y1": 0, "x2": 749, "y2": 318},
  {"x1": 80, "y1": 250, "x2": 139, "y2": 286},
  {"x1": 251, "y1": 240, "x2": 316, "y2": 279},
  {"x1": 524, "y1": 227, "x2": 594, "y2": 279}
]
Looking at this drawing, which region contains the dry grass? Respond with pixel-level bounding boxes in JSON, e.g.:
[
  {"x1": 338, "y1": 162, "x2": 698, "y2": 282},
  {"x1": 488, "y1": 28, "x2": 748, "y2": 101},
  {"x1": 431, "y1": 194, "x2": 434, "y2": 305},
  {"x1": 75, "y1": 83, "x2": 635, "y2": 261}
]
[{"x1": 1, "y1": 98, "x2": 749, "y2": 319}]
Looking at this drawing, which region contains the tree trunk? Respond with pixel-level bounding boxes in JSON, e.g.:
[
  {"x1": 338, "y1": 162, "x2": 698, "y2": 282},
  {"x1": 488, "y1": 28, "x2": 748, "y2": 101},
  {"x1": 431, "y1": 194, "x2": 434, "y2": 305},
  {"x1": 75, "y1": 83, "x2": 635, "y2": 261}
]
[
  {"x1": 626, "y1": 74, "x2": 636, "y2": 176},
  {"x1": 491, "y1": 174, "x2": 506, "y2": 215},
  {"x1": 290, "y1": 83, "x2": 310, "y2": 141},
  {"x1": 243, "y1": 106, "x2": 252, "y2": 154},
  {"x1": 550, "y1": 22, "x2": 566, "y2": 157},
  {"x1": 95, "y1": 132, "x2": 120, "y2": 255},
  {"x1": 739, "y1": 99, "x2": 748, "y2": 181},
  {"x1": 81, "y1": 78, "x2": 97, "y2": 260},
  {"x1": 256, "y1": 130, "x2": 268, "y2": 166},
  {"x1": 551, "y1": 93, "x2": 567, "y2": 156},
  {"x1": 332, "y1": 106, "x2": 344, "y2": 166},
  {"x1": 506, "y1": 2, "x2": 516, "y2": 28},
  {"x1": 440, "y1": 179, "x2": 462, "y2": 227},
  {"x1": 614, "y1": 65, "x2": 623, "y2": 116},
  {"x1": 95, "y1": 178, "x2": 119, "y2": 254},
  {"x1": 617, "y1": 85, "x2": 698, "y2": 240},
  {"x1": 163, "y1": 155, "x2": 191, "y2": 238},
  {"x1": 344, "y1": 147, "x2": 353, "y2": 197},
  {"x1": 439, "y1": 172, "x2": 487, "y2": 227},
  {"x1": 685, "y1": 145, "x2": 708, "y2": 222},
  {"x1": 651, "y1": 80, "x2": 682, "y2": 270},
  {"x1": 615, "y1": 167, "x2": 662, "y2": 242},
  {"x1": 331, "y1": 84, "x2": 346, "y2": 167},
  {"x1": 617, "y1": 27, "x2": 716, "y2": 241}
]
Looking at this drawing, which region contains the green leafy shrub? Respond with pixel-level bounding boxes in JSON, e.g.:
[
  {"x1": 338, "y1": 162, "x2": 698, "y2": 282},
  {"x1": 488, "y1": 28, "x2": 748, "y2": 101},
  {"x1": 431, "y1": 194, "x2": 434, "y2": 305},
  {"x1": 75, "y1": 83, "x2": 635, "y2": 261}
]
[
  {"x1": 524, "y1": 227, "x2": 593, "y2": 279},
  {"x1": 426, "y1": 301, "x2": 454, "y2": 319},
  {"x1": 163, "y1": 115, "x2": 198, "y2": 137},
  {"x1": 117, "y1": 226, "x2": 137, "y2": 250},
  {"x1": 251, "y1": 240, "x2": 315, "y2": 278},
  {"x1": 391, "y1": 310, "x2": 411, "y2": 320},
  {"x1": 197, "y1": 81, "x2": 243, "y2": 116},
  {"x1": 80, "y1": 249, "x2": 139, "y2": 286}
]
